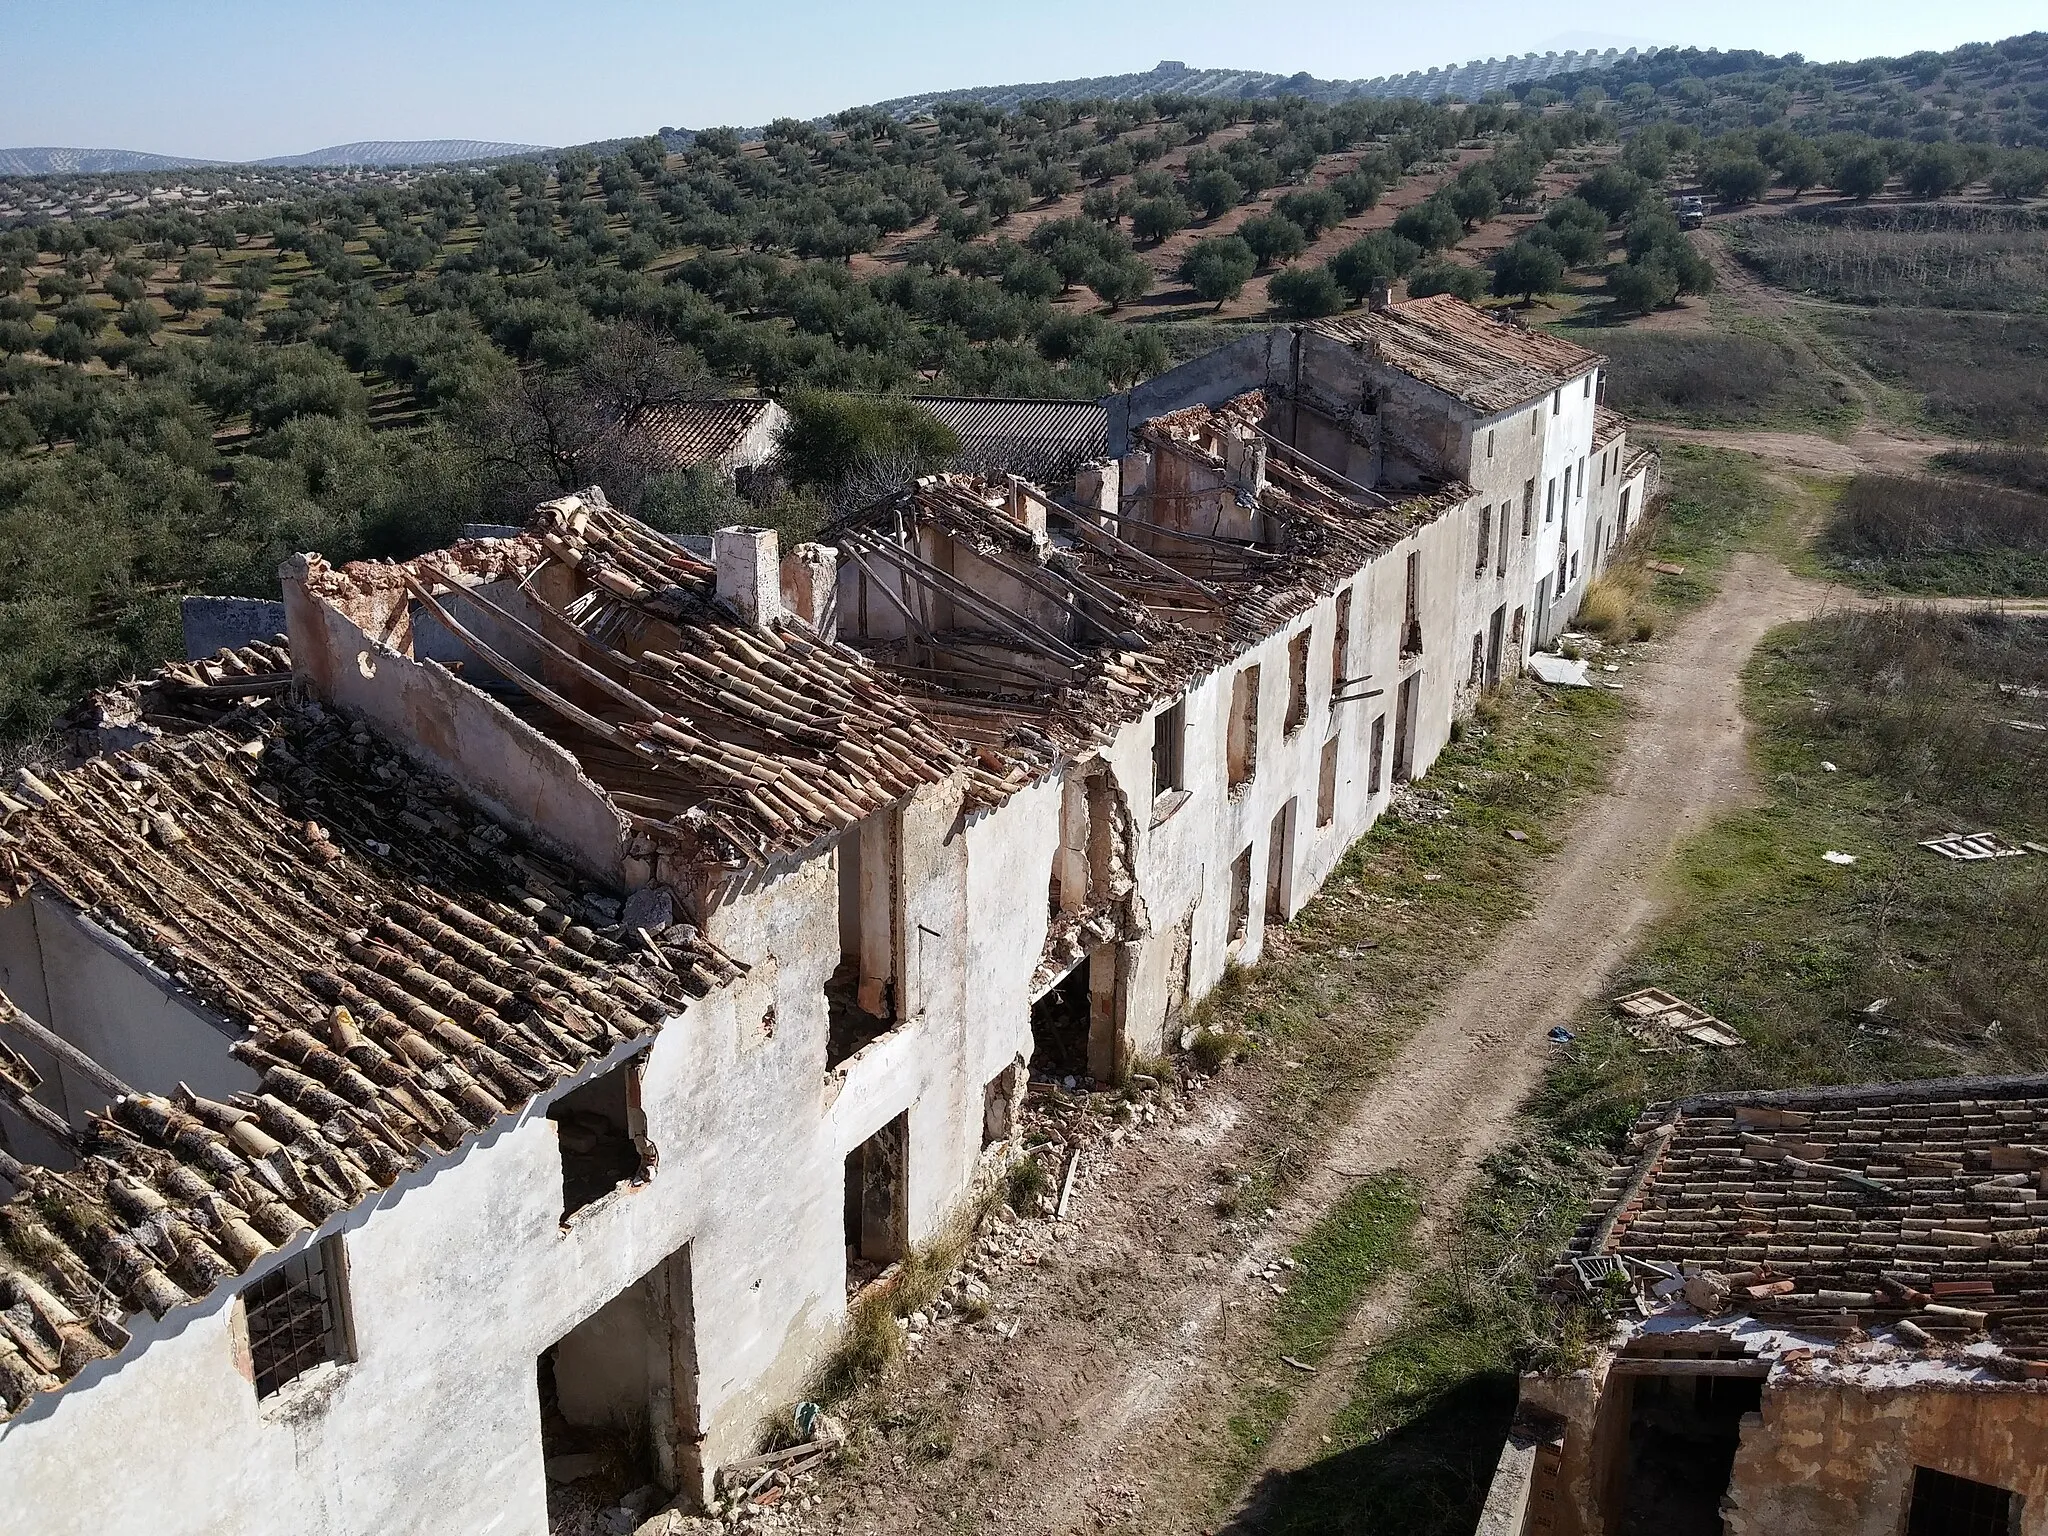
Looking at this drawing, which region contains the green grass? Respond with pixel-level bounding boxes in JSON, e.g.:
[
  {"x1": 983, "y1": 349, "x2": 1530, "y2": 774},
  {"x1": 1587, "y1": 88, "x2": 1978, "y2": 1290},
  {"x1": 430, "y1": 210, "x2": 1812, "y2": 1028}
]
[
  {"x1": 1216, "y1": 1174, "x2": 1425, "y2": 1497},
  {"x1": 1631, "y1": 443, "x2": 1790, "y2": 609}
]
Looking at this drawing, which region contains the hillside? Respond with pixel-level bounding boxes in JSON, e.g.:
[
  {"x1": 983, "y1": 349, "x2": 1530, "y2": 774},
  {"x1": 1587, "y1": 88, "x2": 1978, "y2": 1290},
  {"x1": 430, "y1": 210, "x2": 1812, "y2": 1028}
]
[
  {"x1": 0, "y1": 140, "x2": 551, "y2": 177},
  {"x1": 0, "y1": 147, "x2": 223, "y2": 176}
]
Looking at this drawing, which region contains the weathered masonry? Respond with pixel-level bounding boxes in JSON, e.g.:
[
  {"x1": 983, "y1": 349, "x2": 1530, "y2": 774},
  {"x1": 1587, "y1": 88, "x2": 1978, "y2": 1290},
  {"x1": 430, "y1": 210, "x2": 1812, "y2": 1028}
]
[
  {"x1": 1483, "y1": 1077, "x2": 2048, "y2": 1536},
  {"x1": 0, "y1": 300, "x2": 1652, "y2": 1534}
]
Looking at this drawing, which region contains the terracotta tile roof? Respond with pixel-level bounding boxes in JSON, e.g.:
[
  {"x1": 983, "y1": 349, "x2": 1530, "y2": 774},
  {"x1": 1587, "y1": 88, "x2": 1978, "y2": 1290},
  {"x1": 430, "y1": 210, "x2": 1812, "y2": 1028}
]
[
  {"x1": 1593, "y1": 405, "x2": 1626, "y2": 448},
  {"x1": 1571, "y1": 1077, "x2": 2048, "y2": 1362},
  {"x1": 355, "y1": 491, "x2": 971, "y2": 869},
  {"x1": 0, "y1": 699, "x2": 738, "y2": 1415},
  {"x1": 915, "y1": 397, "x2": 1109, "y2": 482},
  {"x1": 636, "y1": 398, "x2": 779, "y2": 469},
  {"x1": 1316, "y1": 294, "x2": 1604, "y2": 414}
]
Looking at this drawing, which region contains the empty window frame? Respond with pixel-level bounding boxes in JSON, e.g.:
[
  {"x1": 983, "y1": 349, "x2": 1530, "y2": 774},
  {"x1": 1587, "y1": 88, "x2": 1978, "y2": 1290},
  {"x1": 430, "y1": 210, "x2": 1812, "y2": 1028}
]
[
  {"x1": 1469, "y1": 632, "x2": 1485, "y2": 685},
  {"x1": 1227, "y1": 666, "x2": 1261, "y2": 788},
  {"x1": 1284, "y1": 630, "x2": 1311, "y2": 734},
  {"x1": 1316, "y1": 736, "x2": 1339, "y2": 826},
  {"x1": 1599, "y1": 452, "x2": 1608, "y2": 488},
  {"x1": 1368, "y1": 714, "x2": 1387, "y2": 793},
  {"x1": 1583, "y1": 372, "x2": 1593, "y2": 398},
  {"x1": 1907, "y1": 1466, "x2": 2019, "y2": 1536},
  {"x1": 1486, "y1": 427, "x2": 1495, "y2": 459},
  {"x1": 1570, "y1": 552, "x2": 1580, "y2": 582},
  {"x1": 1400, "y1": 552, "x2": 1422, "y2": 657},
  {"x1": 1497, "y1": 509, "x2": 1510, "y2": 578},
  {"x1": 1556, "y1": 550, "x2": 1568, "y2": 599},
  {"x1": 1227, "y1": 847, "x2": 1253, "y2": 943},
  {"x1": 1562, "y1": 465, "x2": 1572, "y2": 505},
  {"x1": 1577, "y1": 456, "x2": 1586, "y2": 498},
  {"x1": 1474, "y1": 504, "x2": 1492, "y2": 578},
  {"x1": 550, "y1": 1053, "x2": 655, "y2": 1218},
  {"x1": 1521, "y1": 479, "x2": 1535, "y2": 536},
  {"x1": 1545, "y1": 478, "x2": 1556, "y2": 524},
  {"x1": 1330, "y1": 587, "x2": 1352, "y2": 702},
  {"x1": 1511, "y1": 606, "x2": 1526, "y2": 648},
  {"x1": 1151, "y1": 699, "x2": 1186, "y2": 801},
  {"x1": 244, "y1": 1237, "x2": 353, "y2": 1398},
  {"x1": 1551, "y1": 388, "x2": 1560, "y2": 415}
]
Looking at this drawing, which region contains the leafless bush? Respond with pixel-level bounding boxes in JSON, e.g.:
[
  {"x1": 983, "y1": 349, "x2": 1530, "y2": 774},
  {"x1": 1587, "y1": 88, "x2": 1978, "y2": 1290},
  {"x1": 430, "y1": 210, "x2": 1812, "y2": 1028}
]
[
  {"x1": 1932, "y1": 446, "x2": 2048, "y2": 497},
  {"x1": 1735, "y1": 205, "x2": 2048, "y2": 310},
  {"x1": 1591, "y1": 331, "x2": 1840, "y2": 426},
  {"x1": 1821, "y1": 308, "x2": 2048, "y2": 443},
  {"x1": 1827, "y1": 474, "x2": 2048, "y2": 559}
]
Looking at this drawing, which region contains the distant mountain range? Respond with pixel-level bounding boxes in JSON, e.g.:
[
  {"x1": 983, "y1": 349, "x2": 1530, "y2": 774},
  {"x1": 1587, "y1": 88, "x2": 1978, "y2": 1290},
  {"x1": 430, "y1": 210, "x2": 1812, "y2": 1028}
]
[{"x1": 0, "y1": 140, "x2": 550, "y2": 176}]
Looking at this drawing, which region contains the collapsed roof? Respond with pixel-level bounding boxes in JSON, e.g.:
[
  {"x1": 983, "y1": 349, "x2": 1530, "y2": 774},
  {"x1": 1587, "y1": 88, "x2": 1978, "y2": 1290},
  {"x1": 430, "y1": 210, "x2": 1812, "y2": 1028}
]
[
  {"x1": 1564, "y1": 1076, "x2": 2048, "y2": 1374},
  {"x1": 828, "y1": 389, "x2": 1465, "y2": 773}
]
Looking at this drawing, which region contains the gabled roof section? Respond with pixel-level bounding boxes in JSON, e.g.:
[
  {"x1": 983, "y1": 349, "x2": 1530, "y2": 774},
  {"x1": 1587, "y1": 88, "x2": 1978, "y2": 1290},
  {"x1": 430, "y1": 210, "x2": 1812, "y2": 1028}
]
[
  {"x1": 1593, "y1": 405, "x2": 1626, "y2": 449},
  {"x1": 1316, "y1": 294, "x2": 1604, "y2": 414},
  {"x1": 0, "y1": 694, "x2": 738, "y2": 1415},
  {"x1": 1569, "y1": 1076, "x2": 2048, "y2": 1364},
  {"x1": 916, "y1": 396, "x2": 1110, "y2": 483},
  {"x1": 636, "y1": 397, "x2": 780, "y2": 469}
]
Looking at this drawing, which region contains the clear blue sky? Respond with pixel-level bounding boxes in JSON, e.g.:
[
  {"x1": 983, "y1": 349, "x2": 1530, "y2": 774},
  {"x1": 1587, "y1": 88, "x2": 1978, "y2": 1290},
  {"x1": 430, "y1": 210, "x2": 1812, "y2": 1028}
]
[{"x1": 3, "y1": 0, "x2": 2040, "y2": 159}]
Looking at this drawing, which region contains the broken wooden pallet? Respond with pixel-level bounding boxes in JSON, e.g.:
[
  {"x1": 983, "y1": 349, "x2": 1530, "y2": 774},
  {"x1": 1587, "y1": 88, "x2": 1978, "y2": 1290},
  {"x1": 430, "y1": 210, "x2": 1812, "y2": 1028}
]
[
  {"x1": 1613, "y1": 987, "x2": 1744, "y2": 1050},
  {"x1": 1919, "y1": 832, "x2": 2031, "y2": 862}
]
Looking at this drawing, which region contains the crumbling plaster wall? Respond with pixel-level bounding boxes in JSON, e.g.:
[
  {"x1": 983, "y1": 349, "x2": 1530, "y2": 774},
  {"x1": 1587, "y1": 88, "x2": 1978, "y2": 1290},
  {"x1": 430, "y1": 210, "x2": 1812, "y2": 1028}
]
[
  {"x1": 1530, "y1": 372, "x2": 1602, "y2": 640},
  {"x1": 1723, "y1": 1380, "x2": 2048, "y2": 1536},
  {"x1": 282, "y1": 561, "x2": 632, "y2": 887},
  {"x1": 0, "y1": 964, "x2": 853, "y2": 1536}
]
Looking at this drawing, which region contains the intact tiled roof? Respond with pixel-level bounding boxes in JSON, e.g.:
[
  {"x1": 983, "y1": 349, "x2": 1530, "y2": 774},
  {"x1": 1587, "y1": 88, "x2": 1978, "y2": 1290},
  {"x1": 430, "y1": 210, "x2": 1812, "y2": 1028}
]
[
  {"x1": 636, "y1": 398, "x2": 779, "y2": 469},
  {"x1": 1316, "y1": 294, "x2": 1604, "y2": 414},
  {"x1": 0, "y1": 697, "x2": 737, "y2": 1415},
  {"x1": 914, "y1": 397, "x2": 1110, "y2": 482},
  {"x1": 1593, "y1": 405, "x2": 1625, "y2": 448},
  {"x1": 1571, "y1": 1077, "x2": 2048, "y2": 1362}
]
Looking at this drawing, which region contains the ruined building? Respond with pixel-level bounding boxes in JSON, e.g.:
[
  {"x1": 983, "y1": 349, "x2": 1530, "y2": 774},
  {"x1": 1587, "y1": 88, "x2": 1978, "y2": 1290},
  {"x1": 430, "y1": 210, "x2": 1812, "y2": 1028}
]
[
  {"x1": 0, "y1": 300, "x2": 1644, "y2": 1534},
  {"x1": 1483, "y1": 1078, "x2": 2048, "y2": 1536}
]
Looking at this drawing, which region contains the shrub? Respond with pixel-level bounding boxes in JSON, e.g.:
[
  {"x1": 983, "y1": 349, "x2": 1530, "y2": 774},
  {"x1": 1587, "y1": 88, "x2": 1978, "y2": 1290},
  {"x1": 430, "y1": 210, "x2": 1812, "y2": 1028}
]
[
  {"x1": 1408, "y1": 261, "x2": 1486, "y2": 302},
  {"x1": 1177, "y1": 235, "x2": 1257, "y2": 307},
  {"x1": 1607, "y1": 259, "x2": 1678, "y2": 313},
  {"x1": 777, "y1": 390, "x2": 959, "y2": 489},
  {"x1": 1270, "y1": 264, "x2": 1345, "y2": 318}
]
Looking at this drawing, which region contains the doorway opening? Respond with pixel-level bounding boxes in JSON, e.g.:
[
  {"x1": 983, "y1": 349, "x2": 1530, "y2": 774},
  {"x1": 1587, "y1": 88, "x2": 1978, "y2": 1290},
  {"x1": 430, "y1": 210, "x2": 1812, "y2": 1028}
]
[
  {"x1": 1030, "y1": 959, "x2": 1093, "y2": 1081},
  {"x1": 539, "y1": 1243, "x2": 701, "y2": 1519},
  {"x1": 845, "y1": 1111, "x2": 909, "y2": 1291},
  {"x1": 1615, "y1": 1369, "x2": 1761, "y2": 1535},
  {"x1": 1265, "y1": 798, "x2": 1296, "y2": 924},
  {"x1": 1391, "y1": 672, "x2": 1420, "y2": 784}
]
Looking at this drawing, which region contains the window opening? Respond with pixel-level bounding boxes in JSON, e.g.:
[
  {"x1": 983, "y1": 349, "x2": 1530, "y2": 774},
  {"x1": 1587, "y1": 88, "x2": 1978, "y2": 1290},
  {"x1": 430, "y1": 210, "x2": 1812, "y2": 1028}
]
[
  {"x1": 845, "y1": 1112, "x2": 910, "y2": 1284},
  {"x1": 1486, "y1": 428, "x2": 1494, "y2": 458},
  {"x1": 1152, "y1": 699, "x2": 1186, "y2": 801},
  {"x1": 1556, "y1": 551, "x2": 1568, "y2": 600},
  {"x1": 1474, "y1": 505, "x2": 1492, "y2": 578},
  {"x1": 1368, "y1": 715, "x2": 1386, "y2": 793},
  {"x1": 1908, "y1": 1466, "x2": 2019, "y2": 1536},
  {"x1": 1522, "y1": 479, "x2": 1535, "y2": 535},
  {"x1": 1227, "y1": 665, "x2": 1261, "y2": 788},
  {"x1": 1330, "y1": 588, "x2": 1352, "y2": 702},
  {"x1": 1546, "y1": 478, "x2": 1556, "y2": 524},
  {"x1": 1470, "y1": 632, "x2": 1485, "y2": 685},
  {"x1": 1570, "y1": 552, "x2": 1580, "y2": 582},
  {"x1": 1400, "y1": 553, "x2": 1421, "y2": 657},
  {"x1": 1551, "y1": 389, "x2": 1560, "y2": 415},
  {"x1": 1511, "y1": 606, "x2": 1526, "y2": 649},
  {"x1": 1577, "y1": 456, "x2": 1586, "y2": 498},
  {"x1": 1392, "y1": 672, "x2": 1420, "y2": 783},
  {"x1": 1227, "y1": 847, "x2": 1253, "y2": 943},
  {"x1": 1563, "y1": 466, "x2": 1572, "y2": 506},
  {"x1": 1497, "y1": 511, "x2": 1510, "y2": 578},
  {"x1": 550, "y1": 1052, "x2": 655, "y2": 1218},
  {"x1": 245, "y1": 1236, "x2": 352, "y2": 1398},
  {"x1": 982, "y1": 1064, "x2": 1022, "y2": 1146},
  {"x1": 1316, "y1": 737, "x2": 1339, "y2": 826},
  {"x1": 829, "y1": 818, "x2": 899, "y2": 1067},
  {"x1": 1487, "y1": 605, "x2": 1506, "y2": 687},
  {"x1": 1583, "y1": 373, "x2": 1592, "y2": 398},
  {"x1": 1284, "y1": 630, "x2": 1311, "y2": 734},
  {"x1": 1265, "y1": 800, "x2": 1295, "y2": 924}
]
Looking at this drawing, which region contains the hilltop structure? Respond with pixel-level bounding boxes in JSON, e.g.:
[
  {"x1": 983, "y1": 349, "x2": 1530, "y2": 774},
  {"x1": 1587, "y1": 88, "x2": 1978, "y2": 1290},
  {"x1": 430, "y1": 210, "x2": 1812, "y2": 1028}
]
[{"x1": 0, "y1": 301, "x2": 1649, "y2": 1534}]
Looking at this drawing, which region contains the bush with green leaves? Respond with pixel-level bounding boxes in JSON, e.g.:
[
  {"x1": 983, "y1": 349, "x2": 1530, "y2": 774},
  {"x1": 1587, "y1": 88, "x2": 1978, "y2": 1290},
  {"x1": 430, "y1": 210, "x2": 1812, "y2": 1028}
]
[
  {"x1": 1177, "y1": 236, "x2": 1258, "y2": 308},
  {"x1": 1391, "y1": 196, "x2": 1463, "y2": 253},
  {"x1": 1269, "y1": 264, "x2": 1345, "y2": 319},
  {"x1": 1492, "y1": 240, "x2": 1565, "y2": 303},
  {"x1": 1407, "y1": 262, "x2": 1487, "y2": 302},
  {"x1": 1329, "y1": 232, "x2": 1422, "y2": 302}
]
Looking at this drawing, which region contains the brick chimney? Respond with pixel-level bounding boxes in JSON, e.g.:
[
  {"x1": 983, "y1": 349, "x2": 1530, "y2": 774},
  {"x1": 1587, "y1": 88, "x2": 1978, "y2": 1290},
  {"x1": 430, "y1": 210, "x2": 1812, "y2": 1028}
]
[{"x1": 714, "y1": 526, "x2": 783, "y2": 627}]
